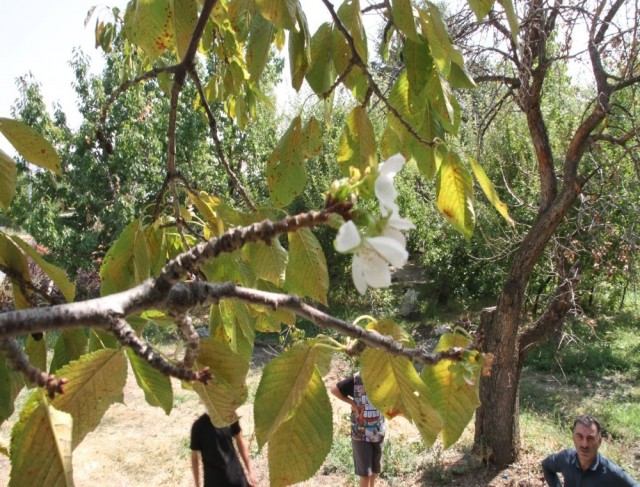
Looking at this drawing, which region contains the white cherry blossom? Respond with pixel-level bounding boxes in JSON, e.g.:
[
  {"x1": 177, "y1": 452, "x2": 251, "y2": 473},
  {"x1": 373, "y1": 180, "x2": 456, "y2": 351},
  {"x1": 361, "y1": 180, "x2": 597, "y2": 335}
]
[
  {"x1": 351, "y1": 235, "x2": 409, "y2": 294},
  {"x1": 334, "y1": 153, "x2": 415, "y2": 295}
]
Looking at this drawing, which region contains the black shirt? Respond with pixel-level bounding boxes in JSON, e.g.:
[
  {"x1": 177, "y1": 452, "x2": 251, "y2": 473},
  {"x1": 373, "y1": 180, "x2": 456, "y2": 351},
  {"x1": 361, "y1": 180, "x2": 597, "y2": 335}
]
[{"x1": 190, "y1": 414, "x2": 248, "y2": 487}]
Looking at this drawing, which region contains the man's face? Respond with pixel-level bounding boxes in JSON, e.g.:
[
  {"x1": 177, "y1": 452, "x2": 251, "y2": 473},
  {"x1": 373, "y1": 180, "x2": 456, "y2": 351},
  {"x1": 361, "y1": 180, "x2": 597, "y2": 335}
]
[{"x1": 573, "y1": 422, "x2": 602, "y2": 468}]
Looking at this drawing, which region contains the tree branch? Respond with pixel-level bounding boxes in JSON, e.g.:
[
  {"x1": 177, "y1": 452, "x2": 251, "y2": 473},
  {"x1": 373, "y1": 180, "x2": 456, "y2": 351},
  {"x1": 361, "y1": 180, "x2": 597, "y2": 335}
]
[
  {"x1": 320, "y1": 0, "x2": 438, "y2": 148},
  {"x1": 0, "y1": 337, "x2": 67, "y2": 398},
  {"x1": 163, "y1": 281, "x2": 481, "y2": 365},
  {"x1": 108, "y1": 314, "x2": 211, "y2": 383},
  {"x1": 189, "y1": 68, "x2": 257, "y2": 211}
]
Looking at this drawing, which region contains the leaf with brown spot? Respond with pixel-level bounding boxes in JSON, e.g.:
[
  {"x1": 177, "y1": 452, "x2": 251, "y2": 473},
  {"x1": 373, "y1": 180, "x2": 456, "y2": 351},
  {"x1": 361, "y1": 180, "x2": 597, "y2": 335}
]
[{"x1": 0, "y1": 119, "x2": 61, "y2": 174}]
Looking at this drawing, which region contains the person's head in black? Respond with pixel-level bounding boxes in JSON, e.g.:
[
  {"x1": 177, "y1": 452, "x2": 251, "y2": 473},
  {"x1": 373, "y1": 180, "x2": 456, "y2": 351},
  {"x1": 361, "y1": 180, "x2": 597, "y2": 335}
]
[{"x1": 190, "y1": 412, "x2": 257, "y2": 487}]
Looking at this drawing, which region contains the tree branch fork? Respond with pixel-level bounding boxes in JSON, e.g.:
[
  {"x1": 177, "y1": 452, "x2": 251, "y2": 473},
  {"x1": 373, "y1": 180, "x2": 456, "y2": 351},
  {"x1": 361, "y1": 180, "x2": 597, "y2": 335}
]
[{"x1": 1, "y1": 206, "x2": 479, "y2": 397}]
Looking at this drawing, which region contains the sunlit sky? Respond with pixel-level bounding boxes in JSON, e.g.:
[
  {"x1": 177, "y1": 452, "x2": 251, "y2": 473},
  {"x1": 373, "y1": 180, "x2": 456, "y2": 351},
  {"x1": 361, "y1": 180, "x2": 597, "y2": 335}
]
[{"x1": 1, "y1": 2, "x2": 128, "y2": 128}]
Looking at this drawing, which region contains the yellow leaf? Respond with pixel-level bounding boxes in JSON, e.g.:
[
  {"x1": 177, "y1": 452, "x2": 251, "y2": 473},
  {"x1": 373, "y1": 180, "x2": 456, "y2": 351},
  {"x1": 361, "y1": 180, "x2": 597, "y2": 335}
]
[
  {"x1": 469, "y1": 157, "x2": 514, "y2": 226},
  {"x1": 436, "y1": 151, "x2": 475, "y2": 239},
  {"x1": 361, "y1": 320, "x2": 443, "y2": 446},
  {"x1": 0, "y1": 149, "x2": 17, "y2": 212},
  {"x1": 268, "y1": 368, "x2": 332, "y2": 486},
  {"x1": 0, "y1": 118, "x2": 61, "y2": 174}
]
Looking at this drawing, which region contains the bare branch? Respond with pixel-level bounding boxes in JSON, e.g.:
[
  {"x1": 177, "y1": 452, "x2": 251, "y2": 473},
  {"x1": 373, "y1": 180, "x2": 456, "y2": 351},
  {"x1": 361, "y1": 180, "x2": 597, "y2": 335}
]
[
  {"x1": 0, "y1": 206, "x2": 351, "y2": 338},
  {"x1": 0, "y1": 337, "x2": 67, "y2": 398},
  {"x1": 320, "y1": 0, "x2": 438, "y2": 148},
  {"x1": 189, "y1": 69, "x2": 257, "y2": 211},
  {"x1": 164, "y1": 281, "x2": 480, "y2": 366},
  {"x1": 108, "y1": 315, "x2": 211, "y2": 383}
]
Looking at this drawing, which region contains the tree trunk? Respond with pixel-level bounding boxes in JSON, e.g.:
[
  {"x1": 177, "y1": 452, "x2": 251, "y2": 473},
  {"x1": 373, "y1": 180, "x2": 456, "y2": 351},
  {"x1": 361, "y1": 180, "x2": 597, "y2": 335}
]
[{"x1": 474, "y1": 301, "x2": 524, "y2": 464}]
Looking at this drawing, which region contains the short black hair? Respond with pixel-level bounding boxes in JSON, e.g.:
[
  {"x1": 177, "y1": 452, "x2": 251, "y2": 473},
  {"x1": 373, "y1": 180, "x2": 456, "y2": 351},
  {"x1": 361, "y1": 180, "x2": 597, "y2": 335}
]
[{"x1": 573, "y1": 414, "x2": 602, "y2": 435}]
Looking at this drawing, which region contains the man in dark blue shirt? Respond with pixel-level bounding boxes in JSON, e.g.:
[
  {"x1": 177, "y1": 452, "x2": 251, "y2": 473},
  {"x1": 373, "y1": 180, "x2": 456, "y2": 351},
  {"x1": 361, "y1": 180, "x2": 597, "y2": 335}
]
[{"x1": 541, "y1": 414, "x2": 638, "y2": 486}]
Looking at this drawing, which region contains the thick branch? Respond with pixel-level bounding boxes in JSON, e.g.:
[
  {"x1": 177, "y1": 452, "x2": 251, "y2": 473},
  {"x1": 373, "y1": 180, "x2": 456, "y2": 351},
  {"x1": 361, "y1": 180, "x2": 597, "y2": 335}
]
[
  {"x1": 164, "y1": 281, "x2": 479, "y2": 365},
  {"x1": 0, "y1": 206, "x2": 349, "y2": 338}
]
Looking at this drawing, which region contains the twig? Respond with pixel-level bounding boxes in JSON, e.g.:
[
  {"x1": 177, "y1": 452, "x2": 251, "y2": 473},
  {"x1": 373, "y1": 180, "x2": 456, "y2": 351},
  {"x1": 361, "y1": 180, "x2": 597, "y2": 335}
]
[
  {"x1": 108, "y1": 314, "x2": 211, "y2": 383},
  {"x1": 0, "y1": 337, "x2": 67, "y2": 398},
  {"x1": 189, "y1": 68, "x2": 257, "y2": 211}
]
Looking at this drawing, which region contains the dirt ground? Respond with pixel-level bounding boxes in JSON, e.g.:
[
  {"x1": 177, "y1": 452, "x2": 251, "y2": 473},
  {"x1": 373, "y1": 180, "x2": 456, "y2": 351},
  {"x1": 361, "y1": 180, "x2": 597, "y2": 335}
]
[{"x1": 0, "y1": 345, "x2": 550, "y2": 487}]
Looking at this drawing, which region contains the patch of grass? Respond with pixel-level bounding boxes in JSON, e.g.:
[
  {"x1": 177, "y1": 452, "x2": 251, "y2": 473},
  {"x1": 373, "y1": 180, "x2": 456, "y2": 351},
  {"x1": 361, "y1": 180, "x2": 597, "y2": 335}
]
[
  {"x1": 322, "y1": 415, "x2": 354, "y2": 477},
  {"x1": 524, "y1": 317, "x2": 640, "y2": 382},
  {"x1": 382, "y1": 435, "x2": 427, "y2": 484},
  {"x1": 178, "y1": 435, "x2": 191, "y2": 459}
]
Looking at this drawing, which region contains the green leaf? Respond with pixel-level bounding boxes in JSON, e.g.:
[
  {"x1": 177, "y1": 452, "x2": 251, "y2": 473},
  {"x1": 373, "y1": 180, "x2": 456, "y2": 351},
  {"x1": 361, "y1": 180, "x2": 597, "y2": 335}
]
[
  {"x1": 418, "y1": 3, "x2": 463, "y2": 75},
  {"x1": 467, "y1": 0, "x2": 495, "y2": 20},
  {"x1": 0, "y1": 118, "x2": 61, "y2": 174},
  {"x1": 361, "y1": 320, "x2": 443, "y2": 446},
  {"x1": 0, "y1": 232, "x2": 30, "y2": 309},
  {"x1": 426, "y1": 69, "x2": 460, "y2": 135},
  {"x1": 9, "y1": 392, "x2": 73, "y2": 487},
  {"x1": 268, "y1": 368, "x2": 333, "y2": 487},
  {"x1": 448, "y1": 62, "x2": 477, "y2": 89},
  {"x1": 255, "y1": 0, "x2": 296, "y2": 30},
  {"x1": 301, "y1": 116, "x2": 322, "y2": 159},
  {"x1": 247, "y1": 12, "x2": 276, "y2": 82},
  {"x1": 172, "y1": 0, "x2": 198, "y2": 61},
  {"x1": 211, "y1": 300, "x2": 255, "y2": 352},
  {"x1": 469, "y1": 157, "x2": 514, "y2": 226},
  {"x1": 49, "y1": 329, "x2": 88, "y2": 375},
  {"x1": 336, "y1": 0, "x2": 367, "y2": 61},
  {"x1": 244, "y1": 237, "x2": 288, "y2": 287},
  {"x1": 403, "y1": 37, "x2": 434, "y2": 94},
  {"x1": 498, "y1": 0, "x2": 519, "y2": 46},
  {"x1": 126, "y1": 349, "x2": 173, "y2": 415},
  {"x1": 285, "y1": 228, "x2": 328, "y2": 305},
  {"x1": 387, "y1": 70, "x2": 422, "y2": 125},
  {"x1": 193, "y1": 333, "x2": 252, "y2": 427},
  {"x1": 337, "y1": 106, "x2": 376, "y2": 176},
  {"x1": 392, "y1": 0, "x2": 418, "y2": 41},
  {"x1": 100, "y1": 220, "x2": 155, "y2": 296},
  {"x1": 25, "y1": 335, "x2": 47, "y2": 380},
  {"x1": 0, "y1": 148, "x2": 17, "y2": 212},
  {"x1": 199, "y1": 331, "x2": 253, "y2": 386},
  {"x1": 288, "y1": 10, "x2": 310, "y2": 91},
  {"x1": 436, "y1": 151, "x2": 475, "y2": 239},
  {"x1": 0, "y1": 352, "x2": 24, "y2": 423},
  {"x1": 380, "y1": 124, "x2": 404, "y2": 161},
  {"x1": 266, "y1": 116, "x2": 306, "y2": 207},
  {"x1": 255, "y1": 312, "x2": 284, "y2": 333},
  {"x1": 10, "y1": 235, "x2": 76, "y2": 303},
  {"x1": 254, "y1": 339, "x2": 332, "y2": 448},
  {"x1": 124, "y1": 0, "x2": 174, "y2": 62},
  {"x1": 421, "y1": 333, "x2": 481, "y2": 447},
  {"x1": 51, "y1": 349, "x2": 127, "y2": 447},
  {"x1": 132, "y1": 221, "x2": 151, "y2": 284},
  {"x1": 88, "y1": 329, "x2": 119, "y2": 352},
  {"x1": 305, "y1": 22, "x2": 336, "y2": 94}
]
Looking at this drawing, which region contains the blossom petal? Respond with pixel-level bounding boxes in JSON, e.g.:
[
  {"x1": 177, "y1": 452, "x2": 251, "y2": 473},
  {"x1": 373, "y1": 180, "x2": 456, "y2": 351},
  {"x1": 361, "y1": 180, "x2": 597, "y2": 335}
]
[
  {"x1": 375, "y1": 154, "x2": 406, "y2": 213},
  {"x1": 352, "y1": 253, "x2": 368, "y2": 294},
  {"x1": 366, "y1": 236, "x2": 408, "y2": 268},
  {"x1": 379, "y1": 153, "x2": 406, "y2": 178},
  {"x1": 335, "y1": 220, "x2": 361, "y2": 253},
  {"x1": 362, "y1": 252, "x2": 392, "y2": 288},
  {"x1": 388, "y1": 211, "x2": 415, "y2": 231},
  {"x1": 375, "y1": 175, "x2": 397, "y2": 210},
  {"x1": 382, "y1": 226, "x2": 407, "y2": 247}
]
